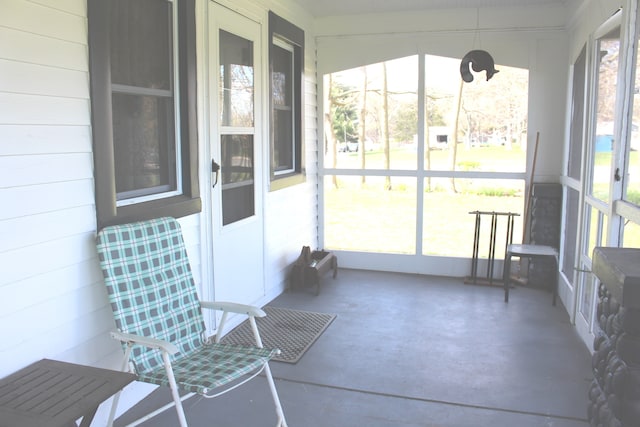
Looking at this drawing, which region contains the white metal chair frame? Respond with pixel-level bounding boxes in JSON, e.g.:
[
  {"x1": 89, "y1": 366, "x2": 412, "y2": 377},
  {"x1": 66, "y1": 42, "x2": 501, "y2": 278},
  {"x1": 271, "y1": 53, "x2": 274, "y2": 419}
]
[
  {"x1": 503, "y1": 243, "x2": 559, "y2": 306},
  {"x1": 96, "y1": 217, "x2": 287, "y2": 427}
]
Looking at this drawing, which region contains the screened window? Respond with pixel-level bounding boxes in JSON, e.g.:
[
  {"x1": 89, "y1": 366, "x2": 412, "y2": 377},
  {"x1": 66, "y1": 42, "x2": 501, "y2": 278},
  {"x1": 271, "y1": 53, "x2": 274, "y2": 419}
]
[
  {"x1": 88, "y1": 0, "x2": 200, "y2": 228},
  {"x1": 590, "y1": 25, "x2": 620, "y2": 203},
  {"x1": 272, "y1": 37, "x2": 295, "y2": 175},
  {"x1": 624, "y1": 15, "x2": 640, "y2": 207},
  {"x1": 568, "y1": 46, "x2": 586, "y2": 181},
  {"x1": 269, "y1": 12, "x2": 305, "y2": 190},
  {"x1": 324, "y1": 55, "x2": 528, "y2": 173},
  {"x1": 323, "y1": 54, "x2": 529, "y2": 258}
]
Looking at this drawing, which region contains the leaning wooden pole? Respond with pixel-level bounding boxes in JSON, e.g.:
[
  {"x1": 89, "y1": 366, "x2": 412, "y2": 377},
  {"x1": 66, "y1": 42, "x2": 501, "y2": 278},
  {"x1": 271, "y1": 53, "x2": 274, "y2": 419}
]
[{"x1": 522, "y1": 132, "x2": 540, "y2": 243}]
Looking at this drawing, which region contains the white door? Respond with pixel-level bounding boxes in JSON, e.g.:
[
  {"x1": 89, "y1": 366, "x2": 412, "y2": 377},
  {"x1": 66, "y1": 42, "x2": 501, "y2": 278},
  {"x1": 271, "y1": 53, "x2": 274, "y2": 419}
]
[{"x1": 209, "y1": 3, "x2": 264, "y2": 305}]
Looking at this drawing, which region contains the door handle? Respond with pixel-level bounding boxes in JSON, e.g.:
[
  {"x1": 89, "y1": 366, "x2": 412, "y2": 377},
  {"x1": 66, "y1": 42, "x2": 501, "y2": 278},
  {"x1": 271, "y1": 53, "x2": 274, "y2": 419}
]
[{"x1": 212, "y1": 159, "x2": 220, "y2": 188}]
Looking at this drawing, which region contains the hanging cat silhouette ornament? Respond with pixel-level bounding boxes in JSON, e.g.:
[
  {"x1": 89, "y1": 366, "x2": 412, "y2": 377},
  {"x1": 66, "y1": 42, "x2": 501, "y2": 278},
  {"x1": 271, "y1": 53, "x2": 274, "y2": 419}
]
[{"x1": 460, "y1": 50, "x2": 499, "y2": 83}]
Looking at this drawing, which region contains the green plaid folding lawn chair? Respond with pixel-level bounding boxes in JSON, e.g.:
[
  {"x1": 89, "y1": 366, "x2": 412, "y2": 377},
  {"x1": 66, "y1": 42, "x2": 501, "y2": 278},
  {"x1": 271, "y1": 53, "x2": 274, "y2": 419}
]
[{"x1": 96, "y1": 217, "x2": 287, "y2": 427}]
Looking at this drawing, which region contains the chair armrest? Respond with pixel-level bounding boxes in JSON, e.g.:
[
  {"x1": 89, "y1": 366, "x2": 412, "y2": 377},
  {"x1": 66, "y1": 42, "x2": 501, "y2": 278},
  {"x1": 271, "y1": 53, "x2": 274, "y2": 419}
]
[
  {"x1": 110, "y1": 330, "x2": 179, "y2": 355},
  {"x1": 200, "y1": 301, "x2": 266, "y2": 317},
  {"x1": 201, "y1": 302, "x2": 267, "y2": 345}
]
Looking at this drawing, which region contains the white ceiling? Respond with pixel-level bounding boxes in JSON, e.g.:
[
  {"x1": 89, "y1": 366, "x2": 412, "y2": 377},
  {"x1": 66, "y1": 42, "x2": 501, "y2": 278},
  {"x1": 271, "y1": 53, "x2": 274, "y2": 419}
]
[{"x1": 293, "y1": 0, "x2": 572, "y2": 17}]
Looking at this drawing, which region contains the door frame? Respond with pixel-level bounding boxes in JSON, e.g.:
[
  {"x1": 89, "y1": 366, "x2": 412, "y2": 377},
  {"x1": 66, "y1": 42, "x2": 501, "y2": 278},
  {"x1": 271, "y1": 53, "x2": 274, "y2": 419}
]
[{"x1": 199, "y1": 0, "x2": 268, "y2": 333}]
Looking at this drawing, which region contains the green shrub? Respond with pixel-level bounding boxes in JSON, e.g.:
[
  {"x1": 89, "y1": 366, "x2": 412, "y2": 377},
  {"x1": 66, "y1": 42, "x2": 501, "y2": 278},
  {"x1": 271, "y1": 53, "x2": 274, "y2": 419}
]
[
  {"x1": 457, "y1": 161, "x2": 480, "y2": 171},
  {"x1": 626, "y1": 189, "x2": 640, "y2": 205},
  {"x1": 474, "y1": 187, "x2": 518, "y2": 197}
]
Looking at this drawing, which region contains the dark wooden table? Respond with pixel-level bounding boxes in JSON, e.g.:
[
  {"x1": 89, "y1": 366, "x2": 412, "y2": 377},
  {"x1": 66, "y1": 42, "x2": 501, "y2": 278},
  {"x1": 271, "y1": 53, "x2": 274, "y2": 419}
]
[{"x1": 0, "y1": 358, "x2": 135, "y2": 427}]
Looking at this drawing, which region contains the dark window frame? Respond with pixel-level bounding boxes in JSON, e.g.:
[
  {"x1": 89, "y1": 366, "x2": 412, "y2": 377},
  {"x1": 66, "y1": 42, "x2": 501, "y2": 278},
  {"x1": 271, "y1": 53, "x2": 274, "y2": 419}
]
[
  {"x1": 268, "y1": 12, "x2": 305, "y2": 190},
  {"x1": 88, "y1": 0, "x2": 200, "y2": 229}
]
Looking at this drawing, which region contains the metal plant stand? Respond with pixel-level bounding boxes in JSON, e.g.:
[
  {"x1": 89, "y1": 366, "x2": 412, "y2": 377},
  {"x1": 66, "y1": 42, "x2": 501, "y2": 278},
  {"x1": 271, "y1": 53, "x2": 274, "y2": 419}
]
[{"x1": 466, "y1": 210, "x2": 519, "y2": 286}]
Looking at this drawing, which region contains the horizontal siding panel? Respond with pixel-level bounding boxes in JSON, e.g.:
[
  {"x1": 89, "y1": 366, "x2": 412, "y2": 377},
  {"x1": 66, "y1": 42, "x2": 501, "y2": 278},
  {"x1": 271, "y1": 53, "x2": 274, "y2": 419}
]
[
  {"x1": 0, "y1": 124, "x2": 91, "y2": 156},
  {"x1": 0, "y1": 205, "x2": 96, "y2": 252},
  {"x1": 0, "y1": 27, "x2": 88, "y2": 71},
  {"x1": 0, "y1": 179, "x2": 94, "y2": 220},
  {"x1": 29, "y1": 0, "x2": 87, "y2": 16},
  {"x1": 1, "y1": 282, "x2": 109, "y2": 348},
  {"x1": 0, "y1": 59, "x2": 89, "y2": 98},
  {"x1": 0, "y1": 258, "x2": 102, "y2": 320},
  {"x1": 0, "y1": 0, "x2": 87, "y2": 43},
  {"x1": 265, "y1": 180, "x2": 317, "y2": 284},
  {"x1": 46, "y1": 306, "x2": 116, "y2": 356},
  {"x1": 55, "y1": 330, "x2": 122, "y2": 370},
  {"x1": 0, "y1": 152, "x2": 93, "y2": 188},
  {"x1": 0, "y1": 285, "x2": 113, "y2": 354},
  {"x1": 0, "y1": 93, "x2": 90, "y2": 125},
  {"x1": 0, "y1": 232, "x2": 97, "y2": 287},
  {"x1": 304, "y1": 79, "x2": 317, "y2": 97},
  {"x1": 3, "y1": 303, "x2": 115, "y2": 377}
]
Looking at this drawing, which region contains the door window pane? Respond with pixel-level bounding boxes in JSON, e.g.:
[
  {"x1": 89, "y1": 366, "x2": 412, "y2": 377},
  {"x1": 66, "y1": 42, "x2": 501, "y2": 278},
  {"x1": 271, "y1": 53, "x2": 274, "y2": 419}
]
[
  {"x1": 624, "y1": 27, "x2": 640, "y2": 205},
  {"x1": 579, "y1": 271, "x2": 595, "y2": 324},
  {"x1": 623, "y1": 219, "x2": 640, "y2": 247},
  {"x1": 585, "y1": 204, "x2": 609, "y2": 260},
  {"x1": 591, "y1": 26, "x2": 620, "y2": 202},
  {"x1": 221, "y1": 134, "x2": 254, "y2": 225},
  {"x1": 562, "y1": 187, "x2": 580, "y2": 277},
  {"x1": 219, "y1": 29, "x2": 255, "y2": 226},
  {"x1": 568, "y1": 47, "x2": 586, "y2": 180},
  {"x1": 220, "y1": 30, "x2": 254, "y2": 127}
]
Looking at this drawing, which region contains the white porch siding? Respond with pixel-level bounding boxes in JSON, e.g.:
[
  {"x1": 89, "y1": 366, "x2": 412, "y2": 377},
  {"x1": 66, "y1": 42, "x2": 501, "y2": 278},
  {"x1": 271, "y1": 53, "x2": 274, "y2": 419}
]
[
  {"x1": 0, "y1": 0, "x2": 316, "y2": 421},
  {"x1": 0, "y1": 0, "x2": 112, "y2": 378}
]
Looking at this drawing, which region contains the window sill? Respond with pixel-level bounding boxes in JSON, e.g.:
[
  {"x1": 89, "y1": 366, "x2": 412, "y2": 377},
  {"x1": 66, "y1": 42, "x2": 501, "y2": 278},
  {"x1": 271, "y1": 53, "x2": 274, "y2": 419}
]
[
  {"x1": 270, "y1": 172, "x2": 306, "y2": 191},
  {"x1": 98, "y1": 195, "x2": 202, "y2": 229}
]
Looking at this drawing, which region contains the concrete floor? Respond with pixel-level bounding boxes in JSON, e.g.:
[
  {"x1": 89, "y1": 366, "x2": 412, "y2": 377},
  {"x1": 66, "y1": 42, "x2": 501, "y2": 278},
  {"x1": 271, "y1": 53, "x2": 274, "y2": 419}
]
[{"x1": 115, "y1": 269, "x2": 592, "y2": 427}]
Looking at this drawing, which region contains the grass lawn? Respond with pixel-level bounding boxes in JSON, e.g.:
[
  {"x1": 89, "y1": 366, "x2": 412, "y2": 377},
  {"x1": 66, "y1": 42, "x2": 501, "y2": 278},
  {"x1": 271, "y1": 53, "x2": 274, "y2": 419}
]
[
  {"x1": 331, "y1": 143, "x2": 527, "y2": 172},
  {"x1": 324, "y1": 145, "x2": 640, "y2": 256},
  {"x1": 325, "y1": 176, "x2": 524, "y2": 257}
]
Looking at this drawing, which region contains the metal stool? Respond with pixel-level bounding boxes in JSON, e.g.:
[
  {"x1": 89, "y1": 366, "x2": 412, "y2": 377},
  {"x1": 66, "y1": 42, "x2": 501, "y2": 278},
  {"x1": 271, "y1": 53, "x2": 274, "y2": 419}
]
[{"x1": 503, "y1": 244, "x2": 559, "y2": 305}]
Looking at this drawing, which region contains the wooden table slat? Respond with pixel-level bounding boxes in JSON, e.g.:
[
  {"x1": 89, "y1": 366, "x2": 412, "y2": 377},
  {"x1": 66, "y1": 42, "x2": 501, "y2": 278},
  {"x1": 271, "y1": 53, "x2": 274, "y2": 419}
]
[
  {"x1": 18, "y1": 370, "x2": 82, "y2": 412},
  {"x1": 0, "y1": 369, "x2": 61, "y2": 408},
  {"x1": 0, "y1": 359, "x2": 135, "y2": 427},
  {"x1": 38, "y1": 378, "x2": 108, "y2": 418},
  {"x1": 29, "y1": 376, "x2": 97, "y2": 416}
]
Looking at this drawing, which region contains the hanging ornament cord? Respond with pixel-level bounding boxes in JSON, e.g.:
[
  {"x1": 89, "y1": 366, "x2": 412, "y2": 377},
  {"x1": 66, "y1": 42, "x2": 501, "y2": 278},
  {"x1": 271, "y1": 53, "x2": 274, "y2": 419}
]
[{"x1": 460, "y1": 10, "x2": 499, "y2": 83}]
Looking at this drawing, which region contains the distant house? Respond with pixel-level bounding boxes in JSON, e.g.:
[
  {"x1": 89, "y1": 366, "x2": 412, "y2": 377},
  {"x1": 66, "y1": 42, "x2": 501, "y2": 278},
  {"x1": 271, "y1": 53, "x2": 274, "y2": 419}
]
[{"x1": 428, "y1": 126, "x2": 451, "y2": 149}]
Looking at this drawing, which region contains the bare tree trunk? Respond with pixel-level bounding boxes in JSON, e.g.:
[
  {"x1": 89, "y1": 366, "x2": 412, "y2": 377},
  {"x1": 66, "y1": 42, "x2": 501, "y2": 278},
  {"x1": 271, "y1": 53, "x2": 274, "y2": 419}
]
[
  {"x1": 463, "y1": 111, "x2": 472, "y2": 149},
  {"x1": 381, "y1": 62, "x2": 391, "y2": 190},
  {"x1": 358, "y1": 66, "x2": 368, "y2": 186},
  {"x1": 448, "y1": 78, "x2": 464, "y2": 193},
  {"x1": 323, "y1": 74, "x2": 339, "y2": 188},
  {"x1": 505, "y1": 117, "x2": 513, "y2": 150},
  {"x1": 425, "y1": 91, "x2": 432, "y2": 192}
]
